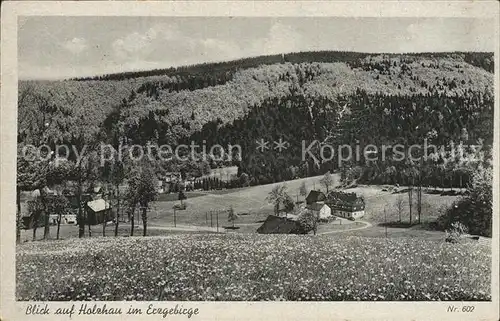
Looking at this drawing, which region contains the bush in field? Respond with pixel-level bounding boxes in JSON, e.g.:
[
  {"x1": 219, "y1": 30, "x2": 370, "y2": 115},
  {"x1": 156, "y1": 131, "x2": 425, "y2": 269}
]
[
  {"x1": 283, "y1": 195, "x2": 295, "y2": 213},
  {"x1": 227, "y1": 206, "x2": 238, "y2": 228},
  {"x1": 445, "y1": 221, "x2": 469, "y2": 243},
  {"x1": 173, "y1": 202, "x2": 187, "y2": 210},
  {"x1": 238, "y1": 173, "x2": 250, "y2": 187},
  {"x1": 299, "y1": 182, "x2": 308, "y2": 199},
  {"x1": 297, "y1": 211, "x2": 317, "y2": 235},
  {"x1": 178, "y1": 190, "x2": 187, "y2": 205}
]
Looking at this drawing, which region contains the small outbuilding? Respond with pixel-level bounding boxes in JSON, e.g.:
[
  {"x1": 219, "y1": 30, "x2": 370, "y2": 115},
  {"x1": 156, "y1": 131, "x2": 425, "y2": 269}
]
[{"x1": 86, "y1": 199, "x2": 114, "y2": 225}]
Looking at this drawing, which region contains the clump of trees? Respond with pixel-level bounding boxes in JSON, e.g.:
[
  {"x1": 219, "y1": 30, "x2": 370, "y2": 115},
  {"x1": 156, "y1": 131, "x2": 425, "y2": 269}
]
[
  {"x1": 266, "y1": 184, "x2": 294, "y2": 216},
  {"x1": 299, "y1": 181, "x2": 308, "y2": 201},
  {"x1": 319, "y1": 171, "x2": 334, "y2": 193},
  {"x1": 125, "y1": 161, "x2": 159, "y2": 237},
  {"x1": 437, "y1": 164, "x2": 493, "y2": 237}
]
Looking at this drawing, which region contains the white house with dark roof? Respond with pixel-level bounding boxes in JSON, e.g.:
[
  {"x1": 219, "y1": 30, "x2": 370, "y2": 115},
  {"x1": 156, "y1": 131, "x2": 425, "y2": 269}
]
[
  {"x1": 326, "y1": 191, "x2": 365, "y2": 219},
  {"x1": 306, "y1": 202, "x2": 332, "y2": 220}
]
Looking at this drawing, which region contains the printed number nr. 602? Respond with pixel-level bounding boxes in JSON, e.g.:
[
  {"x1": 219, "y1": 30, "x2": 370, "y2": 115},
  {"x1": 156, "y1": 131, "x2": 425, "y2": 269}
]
[{"x1": 462, "y1": 306, "x2": 475, "y2": 312}]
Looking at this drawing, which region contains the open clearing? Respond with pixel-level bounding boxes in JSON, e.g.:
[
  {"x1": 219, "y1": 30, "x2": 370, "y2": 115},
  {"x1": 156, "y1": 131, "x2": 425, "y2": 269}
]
[
  {"x1": 25, "y1": 174, "x2": 462, "y2": 240},
  {"x1": 150, "y1": 174, "x2": 460, "y2": 232},
  {"x1": 16, "y1": 234, "x2": 491, "y2": 301}
]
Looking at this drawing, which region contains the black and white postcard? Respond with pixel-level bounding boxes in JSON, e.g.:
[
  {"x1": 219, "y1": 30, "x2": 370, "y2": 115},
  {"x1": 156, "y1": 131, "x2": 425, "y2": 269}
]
[{"x1": 1, "y1": 1, "x2": 499, "y2": 320}]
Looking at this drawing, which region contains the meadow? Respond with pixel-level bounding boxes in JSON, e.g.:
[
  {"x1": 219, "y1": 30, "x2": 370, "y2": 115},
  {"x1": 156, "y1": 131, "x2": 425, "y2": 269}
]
[
  {"x1": 16, "y1": 234, "x2": 491, "y2": 301},
  {"x1": 21, "y1": 174, "x2": 461, "y2": 241},
  {"x1": 150, "y1": 174, "x2": 460, "y2": 229}
]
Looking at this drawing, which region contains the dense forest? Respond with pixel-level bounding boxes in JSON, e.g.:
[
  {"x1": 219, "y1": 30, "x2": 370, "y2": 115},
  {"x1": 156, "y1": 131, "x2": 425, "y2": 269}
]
[{"x1": 19, "y1": 51, "x2": 494, "y2": 185}]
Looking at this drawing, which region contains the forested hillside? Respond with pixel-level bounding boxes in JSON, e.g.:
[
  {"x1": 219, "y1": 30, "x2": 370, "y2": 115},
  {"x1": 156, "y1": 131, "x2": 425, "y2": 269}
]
[{"x1": 19, "y1": 51, "x2": 494, "y2": 187}]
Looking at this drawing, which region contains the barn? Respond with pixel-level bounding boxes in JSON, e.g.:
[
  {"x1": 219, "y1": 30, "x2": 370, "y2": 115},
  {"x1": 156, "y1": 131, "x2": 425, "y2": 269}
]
[{"x1": 256, "y1": 215, "x2": 303, "y2": 234}]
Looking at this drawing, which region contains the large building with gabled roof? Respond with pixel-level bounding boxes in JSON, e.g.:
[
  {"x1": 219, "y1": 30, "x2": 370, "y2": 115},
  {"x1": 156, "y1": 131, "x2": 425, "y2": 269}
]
[{"x1": 326, "y1": 191, "x2": 365, "y2": 219}]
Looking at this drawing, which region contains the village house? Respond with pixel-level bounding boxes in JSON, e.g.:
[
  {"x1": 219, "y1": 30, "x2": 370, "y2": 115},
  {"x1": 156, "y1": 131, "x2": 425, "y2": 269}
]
[
  {"x1": 306, "y1": 202, "x2": 332, "y2": 220},
  {"x1": 326, "y1": 191, "x2": 365, "y2": 219}
]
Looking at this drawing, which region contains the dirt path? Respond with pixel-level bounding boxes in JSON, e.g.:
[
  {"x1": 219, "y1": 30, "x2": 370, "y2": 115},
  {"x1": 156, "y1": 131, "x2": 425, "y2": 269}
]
[
  {"x1": 318, "y1": 220, "x2": 373, "y2": 235},
  {"x1": 138, "y1": 219, "x2": 372, "y2": 235}
]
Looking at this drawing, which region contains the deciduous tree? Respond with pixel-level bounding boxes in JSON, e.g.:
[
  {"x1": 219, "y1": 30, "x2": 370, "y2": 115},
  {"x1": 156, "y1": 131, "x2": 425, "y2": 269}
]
[
  {"x1": 126, "y1": 161, "x2": 158, "y2": 236},
  {"x1": 319, "y1": 171, "x2": 334, "y2": 193}
]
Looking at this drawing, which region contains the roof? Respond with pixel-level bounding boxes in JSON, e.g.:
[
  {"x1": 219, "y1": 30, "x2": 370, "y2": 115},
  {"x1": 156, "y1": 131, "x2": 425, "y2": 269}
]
[
  {"x1": 86, "y1": 185, "x2": 102, "y2": 194},
  {"x1": 306, "y1": 190, "x2": 326, "y2": 203},
  {"x1": 327, "y1": 191, "x2": 364, "y2": 205},
  {"x1": 87, "y1": 199, "x2": 111, "y2": 212},
  {"x1": 306, "y1": 203, "x2": 329, "y2": 211},
  {"x1": 328, "y1": 191, "x2": 363, "y2": 203},
  {"x1": 256, "y1": 215, "x2": 301, "y2": 234}
]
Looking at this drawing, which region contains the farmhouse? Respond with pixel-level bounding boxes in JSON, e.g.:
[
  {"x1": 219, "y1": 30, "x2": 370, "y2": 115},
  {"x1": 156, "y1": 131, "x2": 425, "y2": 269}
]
[
  {"x1": 256, "y1": 215, "x2": 302, "y2": 234},
  {"x1": 306, "y1": 203, "x2": 332, "y2": 220},
  {"x1": 86, "y1": 199, "x2": 114, "y2": 225},
  {"x1": 326, "y1": 191, "x2": 365, "y2": 219},
  {"x1": 305, "y1": 190, "x2": 326, "y2": 205}
]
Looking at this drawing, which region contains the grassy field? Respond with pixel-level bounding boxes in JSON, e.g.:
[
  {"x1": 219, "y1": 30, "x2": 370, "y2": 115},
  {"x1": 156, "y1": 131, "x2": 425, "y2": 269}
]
[
  {"x1": 20, "y1": 174, "x2": 462, "y2": 240},
  {"x1": 150, "y1": 175, "x2": 327, "y2": 227},
  {"x1": 342, "y1": 225, "x2": 448, "y2": 240},
  {"x1": 150, "y1": 174, "x2": 460, "y2": 230},
  {"x1": 156, "y1": 191, "x2": 207, "y2": 202},
  {"x1": 19, "y1": 224, "x2": 215, "y2": 242},
  {"x1": 16, "y1": 234, "x2": 491, "y2": 301}
]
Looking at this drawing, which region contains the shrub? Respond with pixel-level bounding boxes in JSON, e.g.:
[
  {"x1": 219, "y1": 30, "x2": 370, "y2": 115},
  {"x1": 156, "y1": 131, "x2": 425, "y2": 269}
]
[
  {"x1": 297, "y1": 211, "x2": 317, "y2": 234},
  {"x1": 238, "y1": 173, "x2": 250, "y2": 187},
  {"x1": 173, "y1": 203, "x2": 187, "y2": 210},
  {"x1": 445, "y1": 221, "x2": 469, "y2": 243}
]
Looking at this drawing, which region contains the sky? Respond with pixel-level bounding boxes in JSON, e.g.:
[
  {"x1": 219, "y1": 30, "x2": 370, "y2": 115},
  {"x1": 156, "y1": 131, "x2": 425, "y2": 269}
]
[{"x1": 18, "y1": 17, "x2": 495, "y2": 80}]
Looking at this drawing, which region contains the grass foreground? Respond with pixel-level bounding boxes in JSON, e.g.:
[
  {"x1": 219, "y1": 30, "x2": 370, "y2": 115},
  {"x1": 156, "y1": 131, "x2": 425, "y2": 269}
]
[{"x1": 16, "y1": 234, "x2": 491, "y2": 301}]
